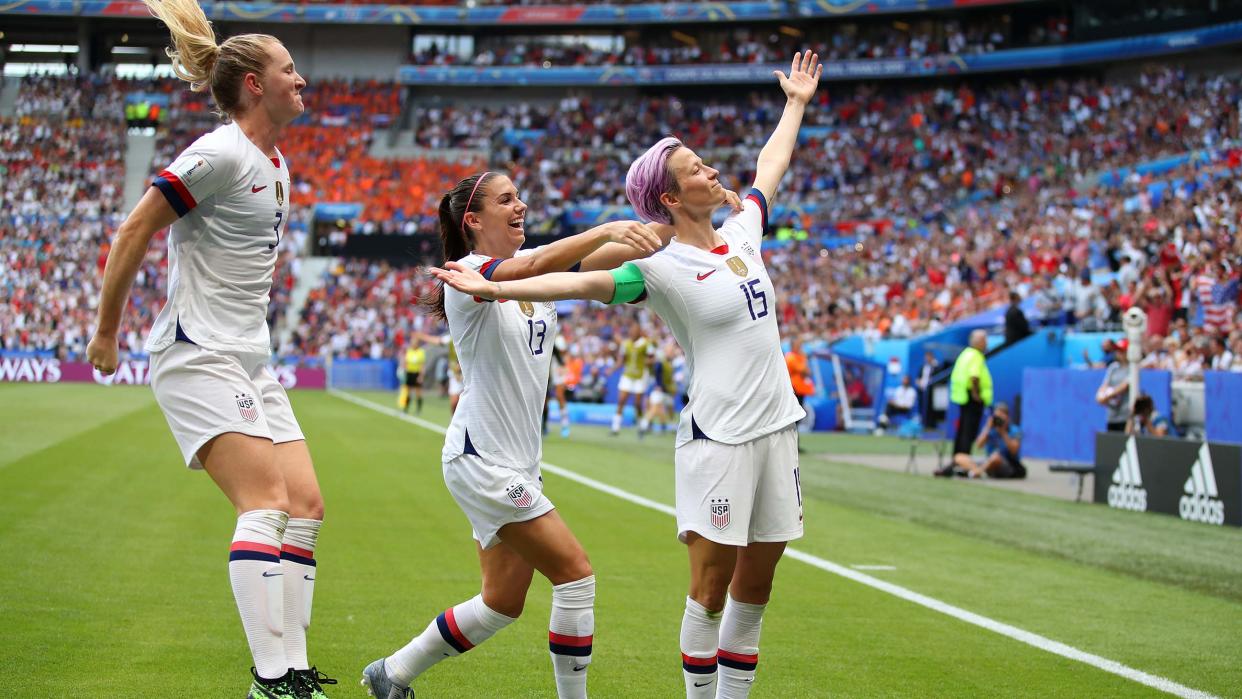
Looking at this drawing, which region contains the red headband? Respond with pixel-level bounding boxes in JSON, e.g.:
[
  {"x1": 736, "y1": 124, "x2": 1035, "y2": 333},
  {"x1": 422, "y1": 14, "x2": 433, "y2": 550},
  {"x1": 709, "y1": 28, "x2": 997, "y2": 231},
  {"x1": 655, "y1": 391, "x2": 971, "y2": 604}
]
[{"x1": 462, "y1": 171, "x2": 492, "y2": 236}]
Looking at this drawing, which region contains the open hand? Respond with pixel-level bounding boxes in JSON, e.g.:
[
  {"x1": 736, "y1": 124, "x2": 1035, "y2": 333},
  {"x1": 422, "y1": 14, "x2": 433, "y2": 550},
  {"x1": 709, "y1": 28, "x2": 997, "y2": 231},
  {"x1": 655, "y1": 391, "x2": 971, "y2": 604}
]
[
  {"x1": 428, "y1": 262, "x2": 498, "y2": 300},
  {"x1": 774, "y1": 51, "x2": 822, "y2": 105},
  {"x1": 602, "y1": 220, "x2": 662, "y2": 255}
]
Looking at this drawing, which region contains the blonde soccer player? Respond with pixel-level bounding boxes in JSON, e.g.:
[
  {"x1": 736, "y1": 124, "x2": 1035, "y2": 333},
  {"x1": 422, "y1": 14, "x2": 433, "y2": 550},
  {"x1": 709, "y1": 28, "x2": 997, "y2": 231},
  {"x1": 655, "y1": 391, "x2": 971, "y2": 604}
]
[
  {"x1": 86, "y1": 1, "x2": 333, "y2": 696},
  {"x1": 362, "y1": 171, "x2": 679, "y2": 699},
  {"x1": 430, "y1": 51, "x2": 822, "y2": 699}
]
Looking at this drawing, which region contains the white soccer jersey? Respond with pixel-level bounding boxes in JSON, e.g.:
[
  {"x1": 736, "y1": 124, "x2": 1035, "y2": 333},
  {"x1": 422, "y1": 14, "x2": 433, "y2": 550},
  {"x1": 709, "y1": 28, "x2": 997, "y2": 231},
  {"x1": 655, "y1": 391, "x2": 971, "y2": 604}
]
[
  {"x1": 442, "y1": 250, "x2": 558, "y2": 467},
  {"x1": 630, "y1": 190, "x2": 805, "y2": 447},
  {"x1": 145, "y1": 122, "x2": 292, "y2": 356}
]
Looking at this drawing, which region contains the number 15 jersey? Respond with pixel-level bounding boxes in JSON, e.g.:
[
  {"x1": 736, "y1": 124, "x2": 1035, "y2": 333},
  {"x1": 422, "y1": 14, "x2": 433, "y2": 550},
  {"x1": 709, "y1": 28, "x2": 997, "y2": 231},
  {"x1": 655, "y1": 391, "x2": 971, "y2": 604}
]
[
  {"x1": 145, "y1": 122, "x2": 292, "y2": 356},
  {"x1": 629, "y1": 191, "x2": 805, "y2": 447}
]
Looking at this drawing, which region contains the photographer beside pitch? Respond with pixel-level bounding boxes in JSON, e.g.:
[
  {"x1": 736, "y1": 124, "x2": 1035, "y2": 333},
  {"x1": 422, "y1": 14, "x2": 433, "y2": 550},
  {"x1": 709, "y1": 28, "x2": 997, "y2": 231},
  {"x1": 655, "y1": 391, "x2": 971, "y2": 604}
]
[{"x1": 964, "y1": 403, "x2": 1026, "y2": 479}]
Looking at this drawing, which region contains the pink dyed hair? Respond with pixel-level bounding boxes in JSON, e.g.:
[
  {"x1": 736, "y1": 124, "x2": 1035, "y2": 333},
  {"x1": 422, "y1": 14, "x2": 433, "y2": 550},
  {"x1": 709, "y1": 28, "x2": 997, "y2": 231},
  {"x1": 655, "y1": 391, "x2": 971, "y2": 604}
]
[{"x1": 625, "y1": 136, "x2": 683, "y2": 224}]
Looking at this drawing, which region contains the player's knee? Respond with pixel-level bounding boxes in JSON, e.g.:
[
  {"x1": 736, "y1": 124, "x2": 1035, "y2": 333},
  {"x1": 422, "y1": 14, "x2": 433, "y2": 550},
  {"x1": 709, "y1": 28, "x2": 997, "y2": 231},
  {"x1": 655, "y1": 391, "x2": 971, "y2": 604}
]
[
  {"x1": 481, "y1": 590, "x2": 526, "y2": 619},
  {"x1": 290, "y1": 492, "x2": 325, "y2": 520},
  {"x1": 730, "y1": 578, "x2": 774, "y2": 605},
  {"x1": 689, "y1": 574, "x2": 730, "y2": 612}
]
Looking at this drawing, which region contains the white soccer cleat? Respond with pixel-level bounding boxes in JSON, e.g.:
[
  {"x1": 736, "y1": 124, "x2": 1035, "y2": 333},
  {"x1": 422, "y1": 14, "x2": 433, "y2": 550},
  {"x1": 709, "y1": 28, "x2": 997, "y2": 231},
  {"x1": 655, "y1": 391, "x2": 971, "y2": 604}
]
[{"x1": 361, "y1": 658, "x2": 413, "y2": 699}]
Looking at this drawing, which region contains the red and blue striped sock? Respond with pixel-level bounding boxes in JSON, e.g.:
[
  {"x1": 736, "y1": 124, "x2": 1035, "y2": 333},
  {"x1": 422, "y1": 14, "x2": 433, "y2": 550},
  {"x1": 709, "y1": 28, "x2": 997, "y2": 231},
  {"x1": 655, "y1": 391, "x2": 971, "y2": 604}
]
[
  {"x1": 280, "y1": 517, "x2": 321, "y2": 671},
  {"x1": 385, "y1": 595, "x2": 514, "y2": 686},
  {"x1": 549, "y1": 575, "x2": 595, "y2": 699},
  {"x1": 228, "y1": 509, "x2": 289, "y2": 680},
  {"x1": 717, "y1": 594, "x2": 766, "y2": 698},
  {"x1": 681, "y1": 596, "x2": 722, "y2": 698}
]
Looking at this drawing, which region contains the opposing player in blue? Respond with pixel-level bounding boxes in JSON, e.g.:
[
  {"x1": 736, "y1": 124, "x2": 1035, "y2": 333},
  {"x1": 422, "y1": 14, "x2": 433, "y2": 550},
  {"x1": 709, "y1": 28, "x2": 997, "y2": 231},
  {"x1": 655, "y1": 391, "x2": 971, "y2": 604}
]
[
  {"x1": 431, "y1": 51, "x2": 822, "y2": 699},
  {"x1": 87, "y1": 0, "x2": 333, "y2": 695}
]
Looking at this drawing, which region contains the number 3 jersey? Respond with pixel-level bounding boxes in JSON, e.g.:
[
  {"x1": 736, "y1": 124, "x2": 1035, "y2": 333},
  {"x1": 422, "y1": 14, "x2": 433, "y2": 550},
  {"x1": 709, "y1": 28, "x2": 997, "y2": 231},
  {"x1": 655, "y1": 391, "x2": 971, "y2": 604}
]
[
  {"x1": 442, "y1": 249, "x2": 558, "y2": 468},
  {"x1": 629, "y1": 191, "x2": 805, "y2": 447},
  {"x1": 145, "y1": 122, "x2": 292, "y2": 356}
]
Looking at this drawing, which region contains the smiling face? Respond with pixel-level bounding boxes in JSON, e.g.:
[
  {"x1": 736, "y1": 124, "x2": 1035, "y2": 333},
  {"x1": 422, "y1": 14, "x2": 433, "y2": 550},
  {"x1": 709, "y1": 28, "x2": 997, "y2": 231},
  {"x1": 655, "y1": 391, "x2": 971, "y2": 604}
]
[
  {"x1": 661, "y1": 147, "x2": 726, "y2": 221},
  {"x1": 257, "y1": 41, "x2": 305, "y2": 126},
  {"x1": 463, "y1": 175, "x2": 527, "y2": 255}
]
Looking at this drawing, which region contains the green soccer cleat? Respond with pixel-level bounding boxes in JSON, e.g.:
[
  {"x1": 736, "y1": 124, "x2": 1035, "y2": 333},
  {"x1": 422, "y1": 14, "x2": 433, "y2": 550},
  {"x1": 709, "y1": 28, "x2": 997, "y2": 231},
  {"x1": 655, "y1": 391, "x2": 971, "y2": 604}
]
[
  {"x1": 295, "y1": 667, "x2": 337, "y2": 698},
  {"x1": 246, "y1": 668, "x2": 303, "y2": 699}
]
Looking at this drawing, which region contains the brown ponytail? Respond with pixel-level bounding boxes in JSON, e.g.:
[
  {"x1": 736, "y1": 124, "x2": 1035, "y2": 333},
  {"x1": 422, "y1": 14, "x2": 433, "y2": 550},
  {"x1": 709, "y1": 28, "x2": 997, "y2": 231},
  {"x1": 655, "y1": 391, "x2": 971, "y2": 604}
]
[{"x1": 422, "y1": 172, "x2": 495, "y2": 320}]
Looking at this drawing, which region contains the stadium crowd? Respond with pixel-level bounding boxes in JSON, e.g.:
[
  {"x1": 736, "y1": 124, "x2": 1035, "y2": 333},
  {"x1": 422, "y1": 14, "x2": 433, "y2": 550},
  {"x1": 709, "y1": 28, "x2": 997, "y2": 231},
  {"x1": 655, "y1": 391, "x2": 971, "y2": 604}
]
[
  {"x1": 2, "y1": 68, "x2": 1239, "y2": 386},
  {"x1": 416, "y1": 16, "x2": 1067, "y2": 68}
]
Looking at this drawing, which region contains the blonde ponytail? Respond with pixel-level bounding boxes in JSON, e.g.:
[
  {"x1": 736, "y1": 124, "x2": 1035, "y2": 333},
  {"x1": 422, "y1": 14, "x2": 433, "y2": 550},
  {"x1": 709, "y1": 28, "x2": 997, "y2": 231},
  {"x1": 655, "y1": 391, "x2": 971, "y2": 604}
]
[
  {"x1": 144, "y1": 0, "x2": 279, "y2": 118},
  {"x1": 142, "y1": 0, "x2": 219, "y2": 93}
]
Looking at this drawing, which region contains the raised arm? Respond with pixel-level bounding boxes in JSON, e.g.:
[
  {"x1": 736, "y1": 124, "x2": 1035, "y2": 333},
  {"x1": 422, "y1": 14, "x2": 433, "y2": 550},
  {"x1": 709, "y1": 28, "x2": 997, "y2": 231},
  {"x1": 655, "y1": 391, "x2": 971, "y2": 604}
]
[
  {"x1": 87, "y1": 188, "x2": 181, "y2": 374},
  {"x1": 488, "y1": 220, "x2": 661, "y2": 282},
  {"x1": 751, "y1": 51, "x2": 822, "y2": 204}
]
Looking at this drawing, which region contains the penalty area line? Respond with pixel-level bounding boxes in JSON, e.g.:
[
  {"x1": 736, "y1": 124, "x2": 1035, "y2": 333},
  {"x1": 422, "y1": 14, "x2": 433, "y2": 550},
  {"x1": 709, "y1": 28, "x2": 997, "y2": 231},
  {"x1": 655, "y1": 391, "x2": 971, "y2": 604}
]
[{"x1": 329, "y1": 389, "x2": 1218, "y2": 699}]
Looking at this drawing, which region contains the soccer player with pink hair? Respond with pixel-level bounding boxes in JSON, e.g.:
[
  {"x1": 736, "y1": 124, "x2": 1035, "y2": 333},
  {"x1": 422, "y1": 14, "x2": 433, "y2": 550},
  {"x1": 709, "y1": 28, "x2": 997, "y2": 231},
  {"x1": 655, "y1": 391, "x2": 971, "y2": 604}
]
[{"x1": 432, "y1": 51, "x2": 823, "y2": 698}]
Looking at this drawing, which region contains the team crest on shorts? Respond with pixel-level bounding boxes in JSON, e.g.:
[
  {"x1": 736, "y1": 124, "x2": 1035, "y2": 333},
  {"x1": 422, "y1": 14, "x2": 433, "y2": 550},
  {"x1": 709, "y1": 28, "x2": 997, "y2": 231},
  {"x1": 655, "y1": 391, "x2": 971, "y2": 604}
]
[
  {"x1": 507, "y1": 482, "x2": 535, "y2": 509},
  {"x1": 710, "y1": 498, "x2": 731, "y2": 530},
  {"x1": 235, "y1": 393, "x2": 258, "y2": 423},
  {"x1": 518, "y1": 301, "x2": 535, "y2": 317},
  {"x1": 726, "y1": 256, "x2": 748, "y2": 277}
]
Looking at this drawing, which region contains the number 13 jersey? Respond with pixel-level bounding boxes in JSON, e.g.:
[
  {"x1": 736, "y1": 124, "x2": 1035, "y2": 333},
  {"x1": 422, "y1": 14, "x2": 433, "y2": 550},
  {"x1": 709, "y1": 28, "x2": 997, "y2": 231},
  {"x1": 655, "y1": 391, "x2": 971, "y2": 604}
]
[
  {"x1": 442, "y1": 249, "x2": 558, "y2": 468},
  {"x1": 629, "y1": 191, "x2": 805, "y2": 447},
  {"x1": 146, "y1": 122, "x2": 291, "y2": 356}
]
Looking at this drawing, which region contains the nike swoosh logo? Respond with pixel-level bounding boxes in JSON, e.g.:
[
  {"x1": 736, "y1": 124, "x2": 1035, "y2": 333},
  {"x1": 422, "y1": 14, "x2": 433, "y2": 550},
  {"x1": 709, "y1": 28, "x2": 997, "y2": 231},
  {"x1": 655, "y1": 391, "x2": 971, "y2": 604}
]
[
  {"x1": 261, "y1": 571, "x2": 282, "y2": 577},
  {"x1": 696, "y1": 269, "x2": 716, "y2": 281},
  {"x1": 572, "y1": 665, "x2": 588, "y2": 673},
  {"x1": 303, "y1": 575, "x2": 315, "y2": 581},
  {"x1": 694, "y1": 680, "x2": 714, "y2": 687},
  {"x1": 251, "y1": 184, "x2": 267, "y2": 193}
]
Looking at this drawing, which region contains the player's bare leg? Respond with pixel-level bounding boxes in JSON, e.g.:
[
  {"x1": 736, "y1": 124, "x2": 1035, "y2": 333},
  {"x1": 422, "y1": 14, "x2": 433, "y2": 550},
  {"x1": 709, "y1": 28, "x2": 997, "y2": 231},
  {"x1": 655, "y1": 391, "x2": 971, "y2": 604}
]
[
  {"x1": 499, "y1": 511, "x2": 595, "y2": 698},
  {"x1": 273, "y1": 440, "x2": 333, "y2": 696},
  {"x1": 200, "y1": 434, "x2": 300, "y2": 696},
  {"x1": 612, "y1": 391, "x2": 633, "y2": 435},
  {"x1": 717, "y1": 542, "x2": 787, "y2": 698}
]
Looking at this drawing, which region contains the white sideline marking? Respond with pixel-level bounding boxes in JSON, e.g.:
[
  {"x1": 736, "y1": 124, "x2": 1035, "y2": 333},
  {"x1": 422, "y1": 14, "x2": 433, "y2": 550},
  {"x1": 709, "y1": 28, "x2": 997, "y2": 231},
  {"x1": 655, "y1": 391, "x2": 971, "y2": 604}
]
[
  {"x1": 330, "y1": 389, "x2": 1219, "y2": 699},
  {"x1": 851, "y1": 565, "x2": 897, "y2": 571}
]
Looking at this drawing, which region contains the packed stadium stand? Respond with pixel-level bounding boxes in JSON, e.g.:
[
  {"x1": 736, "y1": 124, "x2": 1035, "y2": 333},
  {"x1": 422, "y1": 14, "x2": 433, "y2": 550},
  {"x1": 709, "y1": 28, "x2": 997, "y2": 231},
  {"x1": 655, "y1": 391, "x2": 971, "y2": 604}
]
[{"x1": 1, "y1": 0, "x2": 1239, "y2": 397}]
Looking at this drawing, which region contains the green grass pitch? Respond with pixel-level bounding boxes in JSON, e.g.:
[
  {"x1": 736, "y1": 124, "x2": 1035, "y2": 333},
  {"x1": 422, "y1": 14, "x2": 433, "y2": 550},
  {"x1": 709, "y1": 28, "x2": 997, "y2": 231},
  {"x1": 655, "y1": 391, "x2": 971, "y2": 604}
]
[{"x1": 1, "y1": 383, "x2": 1240, "y2": 698}]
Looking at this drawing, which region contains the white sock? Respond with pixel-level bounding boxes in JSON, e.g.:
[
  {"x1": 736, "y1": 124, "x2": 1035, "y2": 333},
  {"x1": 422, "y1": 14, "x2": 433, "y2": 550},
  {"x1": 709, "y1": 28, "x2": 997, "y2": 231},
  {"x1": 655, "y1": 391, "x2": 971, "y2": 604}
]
[
  {"x1": 680, "y1": 596, "x2": 721, "y2": 698},
  {"x1": 639, "y1": 418, "x2": 650, "y2": 432},
  {"x1": 561, "y1": 413, "x2": 570, "y2": 428},
  {"x1": 280, "y1": 518, "x2": 321, "y2": 671},
  {"x1": 385, "y1": 595, "x2": 515, "y2": 686},
  {"x1": 717, "y1": 594, "x2": 766, "y2": 698},
  {"x1": 229, "y1": 509, "x2": 289, "y2": 680},
  {"x1": 611, "y1": 413, "x2": 622, "y2": 432},
  {"x1": 549, "y1": 575, "x2": 595, "y2": 699}
]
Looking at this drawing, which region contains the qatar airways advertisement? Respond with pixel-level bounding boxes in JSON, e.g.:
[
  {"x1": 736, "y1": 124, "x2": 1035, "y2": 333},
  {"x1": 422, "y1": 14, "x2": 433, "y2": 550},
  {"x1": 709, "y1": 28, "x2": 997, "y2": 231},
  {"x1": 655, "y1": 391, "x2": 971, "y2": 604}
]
[{"x1": 0, "y1": 356, "x2": 326, "y2": 390}]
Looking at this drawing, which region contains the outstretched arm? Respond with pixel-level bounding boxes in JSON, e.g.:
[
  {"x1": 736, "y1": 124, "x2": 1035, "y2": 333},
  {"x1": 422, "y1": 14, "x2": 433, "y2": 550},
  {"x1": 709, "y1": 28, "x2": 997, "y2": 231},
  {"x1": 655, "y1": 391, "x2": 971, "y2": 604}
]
[
  {"x1": 489, "y1": 220, "x2": 661, "y2": 282},
  {"x1": 577, "y1": 189, "x2": 744, "y2": 271},
  {"x1": 432, "y1": 261, "x2": 619, "y2": 304},
  {"x1": 752, "y1": 51, "x2": 822, "y2": 205},
  {"x1": 87, "y1": 188, "x2": 180, "y2": 375}
]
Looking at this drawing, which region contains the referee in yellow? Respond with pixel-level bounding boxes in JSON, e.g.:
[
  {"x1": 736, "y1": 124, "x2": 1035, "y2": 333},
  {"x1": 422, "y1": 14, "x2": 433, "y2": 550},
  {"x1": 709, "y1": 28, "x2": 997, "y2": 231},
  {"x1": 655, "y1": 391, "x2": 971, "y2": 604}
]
[
  {"x1": 399, "y1": 339, "x2": 427, "y2": 415},
  {"x1": 938, "y1": 329, "x2": 993, "y2": 477}
]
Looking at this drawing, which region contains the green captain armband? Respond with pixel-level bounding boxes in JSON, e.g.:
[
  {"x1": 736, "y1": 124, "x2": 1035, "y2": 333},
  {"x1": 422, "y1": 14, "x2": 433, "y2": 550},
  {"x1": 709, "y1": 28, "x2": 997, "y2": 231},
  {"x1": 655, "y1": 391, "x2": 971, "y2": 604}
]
[{"x1": 608, "y1": 262, "x2": 647, "y2": 305}]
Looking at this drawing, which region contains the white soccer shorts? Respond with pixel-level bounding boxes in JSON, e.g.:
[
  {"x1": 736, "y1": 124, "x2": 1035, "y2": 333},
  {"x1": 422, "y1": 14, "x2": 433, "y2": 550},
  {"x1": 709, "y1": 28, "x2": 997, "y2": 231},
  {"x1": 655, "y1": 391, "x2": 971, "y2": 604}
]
[
  {"x1": 443, "y1": 453, "x2": 554, "y2": 549},
  {"x1": 674, "y1": 426, "x2": 803, "y2": 546},
  {"x1": 150, "y1": 342, "x2": 304, "y2": 469},
  {"x1": 618, "y1": 374, "x2": 650, "y2": 395}
]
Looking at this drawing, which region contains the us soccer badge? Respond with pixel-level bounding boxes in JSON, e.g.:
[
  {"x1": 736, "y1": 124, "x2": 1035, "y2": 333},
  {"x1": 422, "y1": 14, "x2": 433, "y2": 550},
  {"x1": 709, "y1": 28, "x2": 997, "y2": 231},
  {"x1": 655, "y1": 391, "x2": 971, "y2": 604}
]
[
  {"x1": 235, "y1": 393, "x2": 258, "y2": 423},
  {"x1": 726, "y1": 256, "x2": 748, "y2": 276},
  {"x1": 507, "y1": 481, "x2": 535, "y2": 509},
  {"x1": 710, "y1": 498, "x2": 731, "y2": 530}
]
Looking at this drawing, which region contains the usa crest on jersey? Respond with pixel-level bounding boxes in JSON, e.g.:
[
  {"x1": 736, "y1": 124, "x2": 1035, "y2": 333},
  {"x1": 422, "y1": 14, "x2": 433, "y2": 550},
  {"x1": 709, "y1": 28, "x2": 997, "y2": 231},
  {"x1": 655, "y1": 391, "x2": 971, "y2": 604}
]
[
  {"x1": 235, "y1": 393, "x2": 258, "y2": 423},
  {"x1": 710, "y1": 498, "x2": 731, "y2": 529},
  {"x1": 507, "y1": 482, "x2": 534, "y2": 509}
]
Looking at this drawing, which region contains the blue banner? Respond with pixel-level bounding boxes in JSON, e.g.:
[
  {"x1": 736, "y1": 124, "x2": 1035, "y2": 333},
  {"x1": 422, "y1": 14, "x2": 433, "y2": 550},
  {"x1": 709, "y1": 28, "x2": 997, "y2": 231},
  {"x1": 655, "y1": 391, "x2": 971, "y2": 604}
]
[
  {"x1": 398, "y1": 21, "x2": 1242, "y2": 85},
  {"x1": 312, "y1": 202, "x2": 364, "y2": 221},
  {"x1": 1205, "y1": 371, "x2": 1242, "y2": 445},
  {"x1": 1, "y1": 0, "x2": 1036, "y2": 25}
]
